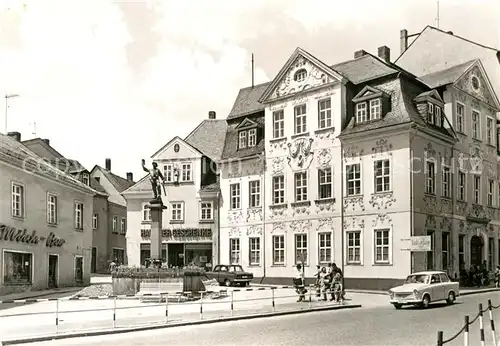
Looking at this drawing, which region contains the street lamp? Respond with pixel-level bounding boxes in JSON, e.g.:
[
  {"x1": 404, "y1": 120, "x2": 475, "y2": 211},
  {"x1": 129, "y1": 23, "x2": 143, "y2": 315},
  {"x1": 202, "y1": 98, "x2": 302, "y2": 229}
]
[{"x1": 5, "y1": 93, "x2": 20, "y2": 134}]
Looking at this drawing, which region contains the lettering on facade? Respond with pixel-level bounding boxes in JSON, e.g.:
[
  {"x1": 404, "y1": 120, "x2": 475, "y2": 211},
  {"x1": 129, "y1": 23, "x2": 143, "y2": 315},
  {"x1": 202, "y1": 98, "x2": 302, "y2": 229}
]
[
  {"x1": 0, "y1": 224, "x2": 65, "y2": 247},
  {"x1": 140, "y1": 228, "x2": 212, "y2": 238}
]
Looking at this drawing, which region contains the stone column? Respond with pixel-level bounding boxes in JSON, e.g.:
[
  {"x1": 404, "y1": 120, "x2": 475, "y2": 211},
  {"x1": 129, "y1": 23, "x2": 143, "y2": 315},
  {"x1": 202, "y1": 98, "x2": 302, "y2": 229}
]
[{"x1": 148, "y1": 201, "x2": 167, "y2": 262}]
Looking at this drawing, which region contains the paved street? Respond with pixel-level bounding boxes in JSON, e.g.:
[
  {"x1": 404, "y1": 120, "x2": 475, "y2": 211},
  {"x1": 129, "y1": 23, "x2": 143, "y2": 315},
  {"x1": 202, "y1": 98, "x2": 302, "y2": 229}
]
[
  {"x1": 0, "y1": 290, "x2": 79, "y2": 311},
  {"x1": 14, "y1": 292, "x2": 500, "y2": 346}
]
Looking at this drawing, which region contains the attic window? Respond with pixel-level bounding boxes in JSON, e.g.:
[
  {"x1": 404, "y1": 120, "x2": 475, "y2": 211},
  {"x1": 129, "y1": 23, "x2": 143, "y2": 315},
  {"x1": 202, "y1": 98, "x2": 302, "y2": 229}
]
[
  {"x1": 427, "y1": 102, "x2": 443, "y2": 127},
  {"x1": 82, "y1": 173, "x2": 89, "y2": 186},
  {"x1": 355, "y1": 98, "x2": 382, "y2": 123},
  {"x1": 294, "y1": 69, "x2": 307, "y2": 83},
  {"x1": 471, "y1": 76, "x2": 480, "y2": 91},
  {"x1": 238, "y1": 129, "x2": 257, "y2": 150}
]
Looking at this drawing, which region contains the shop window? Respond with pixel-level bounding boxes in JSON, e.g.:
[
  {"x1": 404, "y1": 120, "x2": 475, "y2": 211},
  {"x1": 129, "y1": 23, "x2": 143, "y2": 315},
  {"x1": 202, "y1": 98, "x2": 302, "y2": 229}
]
[
  {"x1": 112, "y1": 248, "x2": 125, "y2": 265},
  {"x1": 4, "y1": 251, "x2": 32, "y2": 284}
]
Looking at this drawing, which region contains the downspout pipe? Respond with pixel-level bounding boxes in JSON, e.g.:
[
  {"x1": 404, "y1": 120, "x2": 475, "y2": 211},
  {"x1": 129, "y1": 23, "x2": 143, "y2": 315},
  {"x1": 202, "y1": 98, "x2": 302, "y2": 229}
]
[
  {"x1": 340, "y1": 141, "x2": 345, "y2": 289},
  {"x1": 260, "y1": 154, "x2": 267, "y2": 284}
]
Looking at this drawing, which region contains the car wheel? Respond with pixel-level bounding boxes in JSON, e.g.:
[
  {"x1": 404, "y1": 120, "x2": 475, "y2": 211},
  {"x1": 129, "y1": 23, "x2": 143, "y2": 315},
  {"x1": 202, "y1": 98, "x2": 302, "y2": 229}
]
[
  {"x1": 421, "y1": 294, "x2": 431, "y2": 308},
  {"x1": 245, "y1": 281, "x2": 250, "y2": 287},
  {"x1": 393, "y1": 303, "x2": 402, "y2": 310},
  {"x1": 224, "y1": 279, "x2": 231, "y2": 287},
  {"x1": 446, "y1": 292, "x2": 455, "y2": 305}
]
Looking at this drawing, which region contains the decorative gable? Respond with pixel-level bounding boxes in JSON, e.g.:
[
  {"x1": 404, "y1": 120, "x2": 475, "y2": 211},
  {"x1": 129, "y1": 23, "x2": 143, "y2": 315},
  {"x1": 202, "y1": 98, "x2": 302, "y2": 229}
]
[
  {"x1": 235, "y1": 118, "x2": 259, "y2": 130},
  {"x1": 454, "y1": 62, "x2": 500, "y2": 109},
  {"x1": 352, "y1": 86, "x2": 385, "y2": 103},
  {"x1": 260, "y1": 48, "x2": 344, "y2": 103},
  {"x1": 151, "y1": 136, "x2": 202, "y2": 161}
]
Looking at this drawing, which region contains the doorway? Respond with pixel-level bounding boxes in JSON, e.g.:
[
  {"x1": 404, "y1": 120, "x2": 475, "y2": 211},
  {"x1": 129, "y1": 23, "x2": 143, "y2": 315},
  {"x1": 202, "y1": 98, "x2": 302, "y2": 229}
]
[
  {"x1": 48, "y1": 255, "x2": 58, "y2": 288},
  {"x1": 75, "y1": 256, "x2": 84, "y2": 284},
  {"x1": 470, "y1": 235, "x2": 484, "y2": 267},
  {"x1": 91, "y1": 247, "x2": 97, "y2": 273},
  {"x1": 168, "y1": 244, "x2": 185, "y2": 267}
]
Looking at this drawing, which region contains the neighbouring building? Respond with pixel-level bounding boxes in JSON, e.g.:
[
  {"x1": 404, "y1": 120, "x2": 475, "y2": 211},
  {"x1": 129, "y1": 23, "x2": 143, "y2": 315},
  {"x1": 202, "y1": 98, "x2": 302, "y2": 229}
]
[
  {"x1": 22, "y1": 137, "x2": 134, "y2": 273},
  {"x1": 0, "y1": 132, "x2": 95, "y2": 294},
  {"x1": 123, "y1": 112, "x2": 227, "y2": 268}
]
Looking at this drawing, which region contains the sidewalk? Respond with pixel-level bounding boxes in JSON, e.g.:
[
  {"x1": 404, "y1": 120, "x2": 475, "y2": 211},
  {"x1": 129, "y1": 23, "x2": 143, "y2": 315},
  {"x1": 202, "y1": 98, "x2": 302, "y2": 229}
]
[{"x1": 0, "y1": 287, "x2": 82, "y2": 302}]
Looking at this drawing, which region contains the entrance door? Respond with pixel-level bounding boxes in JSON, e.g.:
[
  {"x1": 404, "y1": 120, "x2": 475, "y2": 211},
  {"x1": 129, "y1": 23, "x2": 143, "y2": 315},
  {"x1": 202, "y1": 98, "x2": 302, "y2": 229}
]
[
  {"x1": 168, "y1": 244, "x2": 185, "y2": 267},
  {"x1": 75, "y1": 256, "x2": 84, "y2": 283},
  {"x1": 470, "y1": 236, "x2": 484, "y2": 267},
  {"x1": 91, "y1": 247, "x2": 97, "y2": 273},
  {"x1": 48, "y1": 255, "x2": 58, "y2": 288}
]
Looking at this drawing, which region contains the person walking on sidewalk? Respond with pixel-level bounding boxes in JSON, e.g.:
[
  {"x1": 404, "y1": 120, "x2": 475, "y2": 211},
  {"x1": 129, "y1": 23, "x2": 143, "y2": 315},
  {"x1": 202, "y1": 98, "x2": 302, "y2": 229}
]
[
  {"x1": 314, "y1": 265, "x2": 321, "y2": 297},
  {"x1": 495, "y1": 266, "x2": 500, "y2": 288},
  {"x1": 319, "y1": 267, "x2": 329, "y2": 301},
  {"x1": 293, "y1": 264, "x2": 306, "y2": 302}
]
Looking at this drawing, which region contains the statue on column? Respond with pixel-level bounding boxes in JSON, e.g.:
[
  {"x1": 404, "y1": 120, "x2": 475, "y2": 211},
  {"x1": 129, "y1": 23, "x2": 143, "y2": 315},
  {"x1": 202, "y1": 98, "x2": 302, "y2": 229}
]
[{"x1": 142, "y1": 159, "x2": 166, "y2": 203}]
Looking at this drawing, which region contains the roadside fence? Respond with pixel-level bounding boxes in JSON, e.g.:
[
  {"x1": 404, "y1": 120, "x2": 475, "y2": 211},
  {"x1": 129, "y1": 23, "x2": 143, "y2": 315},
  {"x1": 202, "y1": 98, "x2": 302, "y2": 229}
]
[
  {"x1": 0, "y1": 285, "x2": 357, "y2": 343},
  {"x1": 437, "y1": 299, "x2": 499, "y2": 346}
]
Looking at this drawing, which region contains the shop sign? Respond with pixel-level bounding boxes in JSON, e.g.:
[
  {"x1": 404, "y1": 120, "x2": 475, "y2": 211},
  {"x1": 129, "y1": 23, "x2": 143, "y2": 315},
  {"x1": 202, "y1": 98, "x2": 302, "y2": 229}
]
[
  {"x1": 141, "y1": 228, "x2": 212, "y2": 239},
  {"x1": 0, "y1": 224, "x2": 66, "y2": 247},
  {"x1": 400, "y1": 236, "x2": 431, "y2": 252}
]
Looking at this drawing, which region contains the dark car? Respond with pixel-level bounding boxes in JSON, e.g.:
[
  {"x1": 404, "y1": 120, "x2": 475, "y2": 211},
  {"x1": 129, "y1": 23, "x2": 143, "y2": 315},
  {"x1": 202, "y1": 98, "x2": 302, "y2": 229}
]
[{"x1": 206, "y1": 265, "x2": 254, "y2": 286}]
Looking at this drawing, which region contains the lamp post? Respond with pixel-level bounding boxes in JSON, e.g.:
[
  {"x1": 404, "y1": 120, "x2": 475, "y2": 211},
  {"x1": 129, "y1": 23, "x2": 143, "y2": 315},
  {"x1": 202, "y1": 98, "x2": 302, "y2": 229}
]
[{"x1": 4, "y1": 94, "x2": 19, "y2": 133}]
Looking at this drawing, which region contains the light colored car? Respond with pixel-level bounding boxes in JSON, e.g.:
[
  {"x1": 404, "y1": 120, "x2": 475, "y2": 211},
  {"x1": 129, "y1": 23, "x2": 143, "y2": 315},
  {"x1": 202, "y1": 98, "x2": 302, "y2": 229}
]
[{"x1": 388, "y1": 271, "x2": 459, "y2": 309}]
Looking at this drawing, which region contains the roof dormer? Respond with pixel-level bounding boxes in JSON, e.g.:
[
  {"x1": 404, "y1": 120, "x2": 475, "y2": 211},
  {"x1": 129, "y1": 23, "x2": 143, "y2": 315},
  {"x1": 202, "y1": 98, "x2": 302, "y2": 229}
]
[
  {"x1": 236, "y1": 118, "x2": 263, "y2": 151},
  {"x1": 414, "y1": 90, "x2": 445, "y2": 127},
  {"x1": 352, "y1": 85, "x2": 390, "y2": 124}
]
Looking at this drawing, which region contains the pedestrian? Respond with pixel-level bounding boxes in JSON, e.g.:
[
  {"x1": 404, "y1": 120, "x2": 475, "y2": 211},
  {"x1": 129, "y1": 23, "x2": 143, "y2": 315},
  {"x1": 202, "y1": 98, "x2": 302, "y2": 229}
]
[
  {"x1": 495, "y1": 266, "x2": 500, "y2": 288},
  {"x1": 314, "y1": 265, "x2": 321, "y2": 297},
  {"x1": 293, "y1": 263, "x2": 306, "y2": 302},
  {"x1": 332, "y1": 272, "x2": 344, "y2": 304},
  {"x1": 319, "y1": 267, "x2": 329, "y2": 301}
]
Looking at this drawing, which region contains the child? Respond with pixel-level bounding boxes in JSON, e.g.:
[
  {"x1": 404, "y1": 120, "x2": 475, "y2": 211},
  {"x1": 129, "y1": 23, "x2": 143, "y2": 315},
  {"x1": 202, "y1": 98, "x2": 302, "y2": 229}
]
[
  {"x1": 332, "y1": 272, "x2": 343, "y2": 304},
  {"x1": 293, "y1": 263, "x2": 306, "y2": 302}
]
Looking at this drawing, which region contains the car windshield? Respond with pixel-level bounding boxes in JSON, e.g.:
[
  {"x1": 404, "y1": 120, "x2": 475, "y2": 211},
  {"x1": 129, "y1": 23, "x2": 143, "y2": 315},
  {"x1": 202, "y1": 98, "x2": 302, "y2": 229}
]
[
  {"x1": 405, "y1": 274, "x2": 429, "y2": 284},
  {"x1": 229, "y1": 265, "x2": 244, "y2": 272}
]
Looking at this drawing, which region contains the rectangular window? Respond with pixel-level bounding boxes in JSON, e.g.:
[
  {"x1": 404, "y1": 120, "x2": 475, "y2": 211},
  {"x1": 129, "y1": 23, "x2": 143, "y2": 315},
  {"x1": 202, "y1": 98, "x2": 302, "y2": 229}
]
[
  {"x1": 346, "y1": 164, "x2": 361, "y2": 196},
  {"x1": 142, "y1": 203, "x2": 151, "y2": 222},
  {"x1": 473, "y1": 175, "x2": 481, "y2": 204},
  {"x1": 427, "y1": 230, "x2": 434, "y2": 270},
  {"x1": 295, "y1": 234, "x2": 307, "y2": 265},
  {"x1": 273, "y1": 110, "x2": 284, "y2": 139},
  {"x1": 181, "y1": 163, "x2": 192, "y2": 182},
  {"x1": 487, "y1": 118, "x2": 494, "y2": 145},
  {"x1": 459, "y1": 235, "x2": 465, "y2": 271},
  {"x1": 427, "y1": 103, "x2": 434, "y2": 124},
  {"x1": 112, "y1": 216, "x2": 118, "y2": 233},
  {"x1": 435, "y1": 106, "x2": 442, "y2": 126},
  {"x1": 238, "y1": 131, "x2": 247, "y2": 149},
  {"x1": 230, "y1": 183, "x2": 241, "y2": 209},
  {"x1": 370, "y1": 98, "x2": 381, "y2": 120},
  {"x1": 75, "y1": 202, "x2": 83, "y2": 230},
  {"x1": 4, "y1": 251, "x2": 32, "y2": 284},
  {"x1": 442, "y1": 166, "x2": 450, "y2": 198},
  {"x1": 11, "y1": 183, "x2": 24, "y2": 218},
  {"x1": 374, "y1": 229, "x2": 390, "y2": 264},
  {"x1": 272, "y1": 235, "x2": 285, "y2": 265},
  {"x1": 356, "y1": 102, "x2": 367, "y2": 123},
  {"x1": 488, "y1": 179, "x2": 494, "y2": 206},
  {"x1": 248, "y1": 129, "x2": 257, "y2": 147},
  {"x1": 456, "y1": 102, "x2": 464, "y2": 133},
  {"x1": 458, "y1": 171, "x2": 466, "y2": 201},
  {"x1": 489, "y1": 238, "x2": 494, "y2": 271},
  {"x1": 47, "y1": 193, "x2": 58, "y2": 225},
  {"x1": 318, "y1": 233, "x2": 332, "y2": 264},
  {"x1": 249, "y1": 237, "x2": 260, "y2": 266},
  {"x1": 318, "y1": 98, "x2": 332, "y2": 129},
  {"x1": 230, "y1": 238, "x2": 240, "y2": 264},
  {"x1": 294, "y1": 104, "x2": 307, "y2": 134},
  {"x1": 442, "y1": 232, "x2": 449, "y2": 271},
  {"x1": 92, "y1": 213, "x2": 98, "y2": 229},
  {"x1": 163, "y1": 164, "x2": 173, "y2": 182},
  {"x1": 200, "y1": 202, "x2": 213, "y2": 220},
  {"x1": 294, "y1": 172, "x2": 308, "y2": 202},
  {"x1": 425, "y1": 161, "x2": 436, "y2": 194},
  {"x1": 318, "y1": 168, "x2": 333, "y2": 199},
  {"x1": 120, "y1": 218, "x2": 126, "y2": 235},
  {"x1": 249, "y1": 180, "x2": 261, "y2": 208},
  {"x1": 472, "y1": 110, "x2": 480, "y2": 139},
  {"x1": 112, "y1": 248, "x2": 125, "y2": 265},
  {"x1": 347, "y1": 231, "x2": 361, "y2": 264},
  {"x1": 272, "y1": 175, "x2": 285, "y2": 204},
  {"x1": 171, "y1": 202, "x2": 184, "y2": 221},
  {"x1": 374, "y1": 159, "x2": 390, "y2": 193}
]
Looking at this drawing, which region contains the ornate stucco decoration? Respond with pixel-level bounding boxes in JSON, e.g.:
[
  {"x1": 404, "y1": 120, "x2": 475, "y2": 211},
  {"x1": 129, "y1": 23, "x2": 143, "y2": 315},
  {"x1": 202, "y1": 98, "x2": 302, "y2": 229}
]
[
  {"x1": 315, "y1": 128, "x2": 335, "y2": 140},
  {"x1": 227, "y1": 210, "x2": 244, "y2": 224},
  {"x1": 469, "y1": 145, "x2": 484, "y2": 174},
  {"x1": 467, "y1": 204, "x2": 491, "y2": 223},
  {"x1": 440, "y1": 199, "x2": 452, "y2": 215},
  {"x1": 369, "y1": 192, "x2": 396, "y2": 210},
  {"x1": 272, "y1": 157, "x2": 285, "y2": 174},
  {"x1": 372, "y1": 213, "x2": 393, "y2": 227},
  {"x1": 291, "y1": 202, "x2": 311, "y2": 217},
  {"x1": 287, "y1": 138, "x2": 314, "y2": 170},
  {"x1": 456, "y1": 201, "x2": 467, "y2": 216},
  {"x1": 315, "y1": 198, "x2": 335, "y2": 213},
  {"x1": 457, "y1": 152, "x2": 467, "y2": 171},
  {"x1": 246, "y1": 208, "x2": 263, "y2": 223},
  {"x1": 271, "y1": 222, "x2": 287, "y2": 234},
  {"x1": 228, "y1": 228, "x2": 241, "y2": 237},
  {"x1": 245, "y1": 159, "x2": 263, "y2": 176},
  {"x1": 269, "y1": 102, "x2": 287, "y2": 112},
  {"x1": 439, "y1": 217, "x2": 452, "y2": 233},
  {"x1": 485, "y1": 162, "x2": 495, "y2": 179},
  {"x1": 425, "y1": 215, "x2": 436, "y2": 229},
  {"x1": 269, "y1": 204, "x2": 288, "y2": 219},
  {"x1": 227, "y1": 165, "x2": 242, "y2": 179},
  {"x1": 486, "y1": 207, "x2": 496, "y2": 220},
  {"x1": 422, "y1": 195, "x2": 438, "y2": 214},
  {"x1": 424, "y1": 142, "x2": 437, "y2": 160},
  {"x1": 439, "y1": 148, "x2": 451, "y2": 166},
  {"x1": 343, "y1": 217, "x2": 365, "y2": 230},
  {"x1": 371, "y1": 138, "x2": 393, "y2": 157},
  {"x1": 344, "y1": 196, "x2": 365, "y2": 212},
  {"x1": 343, "y1": 146, "x2": 363, "y2": 161},
  {"x1": 316, "y1": 148, "x2": 332, "y2": 168},
  {"x1": 289, "y1": 220, "x2": 312, "y2": 233},
  {"x1": 488, "y1": 146, "x2": 497, "y2": 156},
  {"x1": 317, "y1": 217, "x2": 334, "y2": 231},
  {"x1": 459, "y1": 221, "x2": 465, "y2": 232},
  {"x1": 269, "y1": 138, "x2": 287, "y2": 155},
  {"x1": 246, "y1": 225, "x2": 263, "y2": 236}
]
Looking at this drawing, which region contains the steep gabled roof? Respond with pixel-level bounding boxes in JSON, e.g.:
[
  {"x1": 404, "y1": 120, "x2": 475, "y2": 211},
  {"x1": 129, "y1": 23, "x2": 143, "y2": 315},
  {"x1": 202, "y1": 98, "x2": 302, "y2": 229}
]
[
  {"x1": 21, "y1": 138, "x2": 65, "y2": 159},
  {"x1": 92, "y1": 165, "x2": 135, "y2": 193},
  {"x1": 121, "y1": 174, "x2": 150, "y2": 194},
  {"x1": 419, "y1": 60, "x2": 476, "y2": 88},
  {"x1": 184, "y1": 119, "x2": 228, "y2": 162},
  {"x1": 227, "y1": 82, "x2": 270, "y2": 120},
  {"x1": 151, "y1": 136, "x2": 203, "y2": 159},
  {"x1": 331, "y1": 53, "x2": 400, "y2": 84}
]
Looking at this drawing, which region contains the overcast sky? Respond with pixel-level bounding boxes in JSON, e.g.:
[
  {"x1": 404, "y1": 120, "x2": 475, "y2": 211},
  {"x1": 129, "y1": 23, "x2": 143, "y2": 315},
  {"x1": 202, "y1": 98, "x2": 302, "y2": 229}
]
[{"x1": 1, "y1": 0, "x2": 499, "y2": 181}]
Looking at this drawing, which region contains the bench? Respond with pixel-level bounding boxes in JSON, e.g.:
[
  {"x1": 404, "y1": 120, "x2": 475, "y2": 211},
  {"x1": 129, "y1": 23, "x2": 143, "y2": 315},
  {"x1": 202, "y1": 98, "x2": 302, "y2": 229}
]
[{"x1": 139, "y1": 282, "x2": 183, "y2": 303}]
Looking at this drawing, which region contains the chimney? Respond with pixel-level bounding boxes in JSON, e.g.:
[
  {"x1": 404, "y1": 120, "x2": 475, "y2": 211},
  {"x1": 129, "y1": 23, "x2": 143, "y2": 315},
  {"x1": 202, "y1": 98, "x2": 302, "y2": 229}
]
[
  {"x1": 377, "y1": 46, "x2": 391, "y2": 63},
  {"x1": 105, "y1": 158, "x2": 111, "y2": 171},
  {"x1": 447, "y1": 31, "x2": 453, "y2": 35},
  {"x1": 7, "y1": 131, "x2": 21, "y2": 142},
  {"x1": 400, "y1": 29, "x2": 408, "y2": 54},
  {"x1": 354, "y1": 50, "x2": 368, "y2": 59},
  {"x1": 126, "y1": 172, "x2": 133, "y2": 182},
  {"x1": 42, "y1": 138, "x2": 50, "y2": 146},
  {"x1": 208, "y1": 111, "x2": 216, "y2": 119}
]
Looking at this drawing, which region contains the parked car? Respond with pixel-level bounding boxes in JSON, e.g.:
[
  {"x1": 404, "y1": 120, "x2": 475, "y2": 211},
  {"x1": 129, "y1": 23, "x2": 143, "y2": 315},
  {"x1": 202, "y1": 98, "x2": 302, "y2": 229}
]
[
  {"x1": 388, "y1": 271, "x2": 459, "y2": 309},
  {"x1": 206, "y1": 265, "x2": 254, "y2": 287}
]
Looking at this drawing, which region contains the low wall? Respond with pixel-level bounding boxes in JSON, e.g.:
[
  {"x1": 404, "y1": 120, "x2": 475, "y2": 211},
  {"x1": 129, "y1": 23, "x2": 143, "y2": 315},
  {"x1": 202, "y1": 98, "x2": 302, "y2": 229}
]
[{"x1": 112, "y1": 277, "x2": 184, "y2": 295}]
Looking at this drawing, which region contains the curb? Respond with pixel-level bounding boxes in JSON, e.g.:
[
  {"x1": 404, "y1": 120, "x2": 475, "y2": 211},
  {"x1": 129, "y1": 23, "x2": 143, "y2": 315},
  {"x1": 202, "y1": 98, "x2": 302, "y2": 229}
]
[
  {"x1": 461, "y1": 288, "x2": 500, "y2": 296},
  {"x1": 1, "y1": 304, "x2": 362, "y2": 344},
  {"x1": 0, "y1": 289, "x2": 82, "y2": 304}
]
